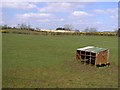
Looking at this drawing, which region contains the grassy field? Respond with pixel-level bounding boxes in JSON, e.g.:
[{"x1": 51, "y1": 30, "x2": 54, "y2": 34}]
[{"x1": 2, "y1": 33, "x2": 118, "y2": 88}]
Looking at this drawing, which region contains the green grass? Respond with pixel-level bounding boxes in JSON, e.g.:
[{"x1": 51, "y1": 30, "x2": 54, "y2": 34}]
[{"x1": 2, "y1": 33, "x2": 118, "y2": 88}]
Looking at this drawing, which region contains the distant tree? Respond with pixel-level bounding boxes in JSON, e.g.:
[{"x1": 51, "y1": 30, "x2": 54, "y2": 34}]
[
  {"x1": 20, "y1": 23, "x2": 27, "y2": 30},
  {"x1": 89, "y1": 28, "x2": 97, "y2": 32},
  {"x1": 36, "y1": 27, "x2": 40, "y2": 30},
  {"x1": 64, "y1": 24, "x2": 73, "y2": 31},
  {"x1": 62, "y1": 28, "x2": 66, "y2": 30},
  {"x1": 84, "y1": 27, "x2": 89, "y2": 32},
  {"x1": 75, "y1": 29, "x2": 80, "y2": 32},
  {"x1": 13, "y1": 27, "x2": 16, "y2": 29},
  {"x1": 2, "y1": 24, "x2": 12, "y2": 29},
  {"x1": 17, "y1": 24, "x2": 20, "y2": 29},
  {"x1": 29, "y1": 28, "x2": 34, "y2": 31},
  {"x1": 27, "y1": 24, "x2": 31, "y2": 30},
  {"x1": 118, "y1": 28, "x2": 120, "y2": 37},
  {"x1": 84, "y1": 27, "x2": 97, "y2": 32},
  {"x1": 2, "y1": 24, "x2": 8, "y2": 29},
  {"x1": 7, "y1": 26, "x2": 12, "y2": 29},
  {"x1": 56, "y1": 27, "x2": 64, "y2": 30},
  {"x1": 113, "y1": 29, "x2": 118, "y2": 33},
  {"x1": 17, "y1": 23, "x2": 32, "y2": 30}
]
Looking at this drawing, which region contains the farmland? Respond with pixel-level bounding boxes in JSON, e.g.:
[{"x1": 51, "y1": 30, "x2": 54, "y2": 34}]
[{"x1": 2, "y1": 32, "x2": 118, "y2": 88}]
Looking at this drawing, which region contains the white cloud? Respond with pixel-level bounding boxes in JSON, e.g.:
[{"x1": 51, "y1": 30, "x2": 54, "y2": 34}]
[
  {"x1": 2, "y1": 2, "x2": 37, "y2": 9},
  {"x1": 36, "y1": 18, "x2": 64, "y2": 23},
  {"x1": 16, "y1": 12, "x2": 64, "y2": 23},
  {"x1": 94, "y1": 8, "x2": 118, "y2": 14},
  {"x1": 2, "y1": 0, "x2": 118, "y2": 2},
  {"x1": 36, "y1": 19, "x2": 50, "y2": 22},
  {"x1": 72, "y1": 11, "x2": 89, "y2": 17},
  {"x1": 60, "y1": 18, "x2": 64, "y2": 21},
  {"x1": 110, "y1": 15, "x2": 118, "y2": 19},
  {"x1": 95, "y1": 21, "x2": 102, "y2": 24},
  {"x1": 1, "y1": 0, "x2": 27, "y2": 2},
  {"x1": 39, "y1": 2, "x2": 73, "y2": 12},
  {"x1": 93, "y1": 8, "x2": 118, "y2": 21},
  {"x1": 70, "y1": 11, "x2": 92, "y2": 19},
  {"x1": 93, "y1": 9, "x2": 106, "y2": 14},
  {"x1": 16, "y1": 12, "x2": 52, "y2": 20}
]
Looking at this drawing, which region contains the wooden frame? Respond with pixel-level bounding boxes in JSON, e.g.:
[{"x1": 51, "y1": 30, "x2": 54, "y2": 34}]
[{"x1": 76, "y1": 46, "x2": 109, "y2": 67}]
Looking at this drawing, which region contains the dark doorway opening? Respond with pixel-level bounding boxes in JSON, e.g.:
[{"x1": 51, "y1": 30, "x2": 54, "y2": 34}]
[
  {"x1": 86, "y1": 56, "x2": 90, "y2": 64},
  {"x1": 91, "y1": 57, "x2": 95, "y2": 65}
]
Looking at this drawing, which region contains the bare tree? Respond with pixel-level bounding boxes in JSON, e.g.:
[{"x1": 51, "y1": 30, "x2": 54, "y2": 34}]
[
  {"x1": 27, "y1": 24, "x2": 31, "y2": 30},
  {"x1": 17, "y1": 24, "x2": 20, "y2": 29},
  {"x1": 17, "y1": 23, "x2": 31, "y2": 30},
  {"x1": 64, "y1": 24, "x2": 73, "y2": 31},
  {"x1": 84, "y1": 27, "x2": 89, "y2": 32},
  {"x1": 84, "y1": 27, "x2": 97, "y2": 32},
  {"x1": 89, "y1": 28, "x2": 97, "y2": 32}
]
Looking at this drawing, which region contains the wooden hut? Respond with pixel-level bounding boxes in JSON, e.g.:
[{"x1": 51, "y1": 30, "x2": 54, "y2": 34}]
[{"x1": 76, "y1": 46, "x2": 109, "y2": 67}]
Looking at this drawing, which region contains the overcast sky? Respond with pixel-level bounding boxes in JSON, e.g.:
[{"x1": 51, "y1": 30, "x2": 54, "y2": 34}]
[{"x1": 1, "y1": 2, "x2": 118, "y2": 31}]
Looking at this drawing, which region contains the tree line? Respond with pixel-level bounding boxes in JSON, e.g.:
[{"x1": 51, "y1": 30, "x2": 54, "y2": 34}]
[
  {"x1": 1, "y1": 23, "x2": 119, "y2": 36},
  {"x1": 1, "y1": 24, "x2": 35, "y2": 31}
]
